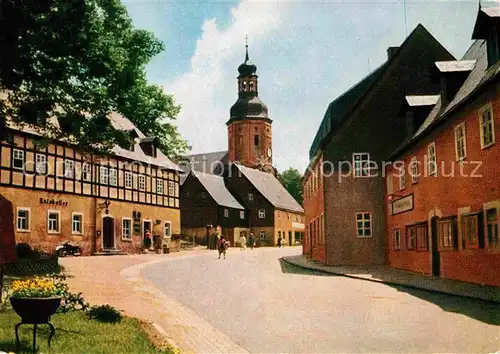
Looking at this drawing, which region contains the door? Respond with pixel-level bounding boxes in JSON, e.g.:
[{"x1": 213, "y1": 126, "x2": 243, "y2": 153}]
[
  {"x1": 103, "y1": 217, "x2": 114, "y2": 249},
  {"x1": 289, "y1": 231, "x2": 292, "y2": 246},
  {"x1": 0, "y1": 194, "x2": 16, "y2": 263},
  {"x1": 431, "y1": 216, "x2": 440, "y2": 276}
]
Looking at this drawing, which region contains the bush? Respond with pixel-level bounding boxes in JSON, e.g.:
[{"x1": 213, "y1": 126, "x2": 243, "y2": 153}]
[
  {"x1": 87, "y1": 304, "x2": 122, "y2": 323},
  {"x1": 51, "y1": 274, "x2": 89, "y2": 313}
]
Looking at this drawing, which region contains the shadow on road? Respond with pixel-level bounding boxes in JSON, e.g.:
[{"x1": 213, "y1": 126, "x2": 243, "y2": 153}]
[
  {"x1": 278, "y1": 258, "x2": 339, "y2": 277},
  {"x1": 387, "y1": 285, "x2": 500, "y2": 326},
  {"x1": 279, "y1": 259, "x2": 500, "y2": 326}
]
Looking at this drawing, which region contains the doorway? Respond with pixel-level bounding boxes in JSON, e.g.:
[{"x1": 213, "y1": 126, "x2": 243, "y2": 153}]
[
  {"x1": 288, "y1": 231, "x2": 292, "y2": 246},
  {"x1": 431, "y1": 216, "x2": 440, "y2": 276},
  {"x1": 103, "y1": 217, "x2": 115, "y2": 249}
]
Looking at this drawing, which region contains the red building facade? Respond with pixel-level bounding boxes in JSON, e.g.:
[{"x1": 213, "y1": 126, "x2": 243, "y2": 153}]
[
  {"x1": 386, "y1": 8, "x2": 500, "y2": 286},
  {"x1": 303, "y1": 154, "x2": 325, "y2": 262}
]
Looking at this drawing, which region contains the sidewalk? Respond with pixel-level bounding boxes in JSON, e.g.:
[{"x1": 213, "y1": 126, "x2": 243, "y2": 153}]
[
  {"x1": 282, "y1": 255, "x2": 500, "y2": 303},
  {"x1": 60, "y1": 249, "x2": 247, "y2": 354}
]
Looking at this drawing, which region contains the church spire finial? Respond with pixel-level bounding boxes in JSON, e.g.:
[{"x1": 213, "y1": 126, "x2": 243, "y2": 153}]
[{"x1": 244, "y1": 34, "x2": 249, "y2": 62}]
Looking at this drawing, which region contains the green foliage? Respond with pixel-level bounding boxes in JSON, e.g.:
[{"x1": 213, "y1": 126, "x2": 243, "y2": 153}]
[
  {"x1": 277, "y1": 168, "x2": 304, "y2": 205},
  {"x1": 10, "y1": 276, "x2": 66, "y2": 298},
  {"x1": 0, "y1": 0, "x2": 189, "y2": 158},
  {"x1": 87, "y1": 304, "x2": 123, "y2": 323},
  {"x1": 51, "y1": 274, "x2": 90, "y2": 312}
]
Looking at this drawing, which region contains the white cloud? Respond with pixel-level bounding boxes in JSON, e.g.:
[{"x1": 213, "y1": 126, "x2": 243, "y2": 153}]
[
  {"x1": 164, "y1": 0, "x2": 285, "y2": 159},
  {"x1": 164, "y1": 0, "x2": 479, "y2": 174}
]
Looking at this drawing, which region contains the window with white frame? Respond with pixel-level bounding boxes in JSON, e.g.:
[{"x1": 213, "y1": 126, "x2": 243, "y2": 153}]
[
  {"x1": 168, "y1": 181, "x2": 175, "y2": 196},
  {"x1": 164, "y1": 221, "x2": 171, "y2": 238},
  {"x1": 248, "y1": 192, "x2": 254, "y2": 201},
  {"x1": 139, "y1": 175, "x2": 146, "y2": 191},
  {"x1": 258, "y1": 209, "x2": 266, "y2": 219},
  {"x1": 393, "y1": 229, "x2": 401, "y2": 251},
  {"x1": 47, "y1": 211, "x2": 60, "y2": 234},
  {"x1": 13, "y1": 149, "x2": 24, "y2": 170},
  {"x1": 156, "y1": 179, "x2": 163, "y2": 194},
  {"x1": 479, "y1": 105, "x2": 495, "y2": 148},
  {"x1": 109, "y1": 168, "x2": 118, "y2": 186},
  {"x1": 454, "y1": 123, "x2": 467, "y2": 161},
  {"x1": 35, "y1": 154, "x2": 47, "y2": 174},
  {"x1": 399, "y1": 169, "x2": 406, "y2": 190},
  {"x1": 125, "y1": 172, "x2": 133, "y2": 188},
  {"x1": 240, "y1": 210, "x2": 245, "y2": 219},
  {"x1": 260, "y1": 231, "x2": 266, "y2": 240},
  {"x1": 356, "y1": 212, "x2": 372, "y2": 238},
  {"x1": 427, "y1": 142, "x2": 437, "y2": 176},
  {"x1": 17, "y1": 208, "x2": 30, "y2": 231},
  {"x1": 64, "y1": 160, "x2": 74, "y2": 178},
  {"x1": 100, "y1": 166, "x2": 109, "y2": 184},
  {"x1": 122, "y1": 218, "x2": 132, "y2": 239},
  {"x1": 72, "y1": 213, "x2": 83, "y2": 234},
  {"x1": 353, "y1": 153, "x2": 371, "y2": 177},
  {"x1": 82, "y1": 163, "x2": 92, "y2": 182},
  {"x1": 410, "y1": 157, "x2": 419, "y2": 183},
  {"x1": 224, "y1": 208, "x2": 229, "y2": 217}
]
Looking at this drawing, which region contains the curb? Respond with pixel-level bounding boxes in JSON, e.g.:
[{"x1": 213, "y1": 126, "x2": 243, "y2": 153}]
[{"x1": 281, "y1": 257, "x2": 500, "y2": 304}]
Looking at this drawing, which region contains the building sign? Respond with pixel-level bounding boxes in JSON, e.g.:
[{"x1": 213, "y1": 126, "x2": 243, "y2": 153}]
[
  {"x1": 40, "y1": 198, "x2": 68, "y2": 206},
  {"x1": 292, "y1": 222, "x2": 305, "y2": 229},
  {"x1": 391, "y1": 194, "x2": 414, "y2": 215}
]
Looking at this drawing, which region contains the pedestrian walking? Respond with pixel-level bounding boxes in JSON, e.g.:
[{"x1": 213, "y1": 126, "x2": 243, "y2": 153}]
[
  {"x1": 248, "y1": 233, "x2": 255, "y2": 250},
  {"x1": 240, "y1": 234, "x2": 247, "y2": 251},
  {"x1": 217, "y1": 235, "x2": 227, "y2": 259},
  {"x1": 277, "y1": 236, "x2": 282, "y2": 248}
]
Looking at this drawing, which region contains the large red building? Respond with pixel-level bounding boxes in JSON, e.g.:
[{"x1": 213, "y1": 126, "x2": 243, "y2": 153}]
[{"x1": 386, "y1": 7, "x2": 500, "y2": 286}]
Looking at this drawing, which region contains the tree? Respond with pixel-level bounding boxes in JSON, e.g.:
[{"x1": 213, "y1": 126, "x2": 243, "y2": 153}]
[
  {"x1": 278, "y1": 168, "x2": 303, "y2": 205},
  {"x1": 0, "y1": 0, "x2": 188, "y2": 159}
]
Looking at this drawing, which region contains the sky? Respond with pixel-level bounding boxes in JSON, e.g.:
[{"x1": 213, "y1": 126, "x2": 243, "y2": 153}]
[{"x1": 123, "y1": 0, "x2": 496, "y2": 173}]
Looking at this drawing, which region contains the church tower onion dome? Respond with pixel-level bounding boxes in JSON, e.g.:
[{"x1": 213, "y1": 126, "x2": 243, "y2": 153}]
[{"x1": 230, "y1": 96, "x2": 269, "y2": 120}]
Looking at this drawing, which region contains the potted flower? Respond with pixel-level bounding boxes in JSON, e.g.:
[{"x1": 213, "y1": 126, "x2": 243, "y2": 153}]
[{"x1": 10, "y1": 276, "x2": 64, "y2": 324}]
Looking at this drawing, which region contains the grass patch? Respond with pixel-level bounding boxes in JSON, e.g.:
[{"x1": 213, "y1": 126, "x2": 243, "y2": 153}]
[{"x1": 0, "y1": 308, "x2": 175, "y2": 353}]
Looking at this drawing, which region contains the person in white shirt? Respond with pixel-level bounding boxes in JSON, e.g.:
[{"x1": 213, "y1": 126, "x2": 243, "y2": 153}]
[{"x1": 240, "y1": 234, "x2": 247, "y2": 251}]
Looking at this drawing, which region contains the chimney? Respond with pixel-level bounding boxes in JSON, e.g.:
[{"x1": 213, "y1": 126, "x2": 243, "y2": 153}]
[{"x1": 387, "y1": 47, "x2": 400, "y2": 60}]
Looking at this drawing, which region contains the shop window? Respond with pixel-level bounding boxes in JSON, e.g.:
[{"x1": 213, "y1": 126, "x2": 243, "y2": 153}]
[
  {"x1": 462, "y1": 213, "x2": 483, "y2": 250},
  {"x1": 406, "y1": 225, "x2": 416, "y2": 250},
  {"x1": 16, "y1": 207, "x2": 30, "y2": 232},
  {"x1": 393, "y1": 229, "x2": 401, "y2": 251},
  {"x1": 72, "y1": 213, "x2": 83, "y2": 234},
  {"x1": 416, "y1": 223, "x2": 429, "y2": 251},
  {"x1": 438, "y1": 217, "x2": 457, "y2": 250},
  {"x1": 487, "y1": 208, "x2": 499, "y2": 248},
  {"x1": 356, "y1": 212, "x2": 372, "y2": 238}
]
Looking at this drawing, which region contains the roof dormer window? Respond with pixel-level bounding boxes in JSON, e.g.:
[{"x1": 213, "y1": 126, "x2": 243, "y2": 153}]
[
  {"x1": 139, "y1": 137, "x2": 158, "y2": 158},
  {"x1": 472, "y1": 7, "x2": 500, "y2": 68}
]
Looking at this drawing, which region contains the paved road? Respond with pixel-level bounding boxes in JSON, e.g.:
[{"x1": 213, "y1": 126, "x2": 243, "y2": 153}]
[{"x1": 144, "y1": 247, "x2": 500, "y2": 353}]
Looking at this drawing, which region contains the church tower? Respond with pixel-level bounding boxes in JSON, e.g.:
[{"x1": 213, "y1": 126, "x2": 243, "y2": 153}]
[{"x1": 227, "y1": 40, "x2": 274, "y2": 174}]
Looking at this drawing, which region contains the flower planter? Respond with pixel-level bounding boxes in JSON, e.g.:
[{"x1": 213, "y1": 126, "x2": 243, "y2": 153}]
[{"x1": 10, "y1": 297, "x2": 61, "y2": 324}]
